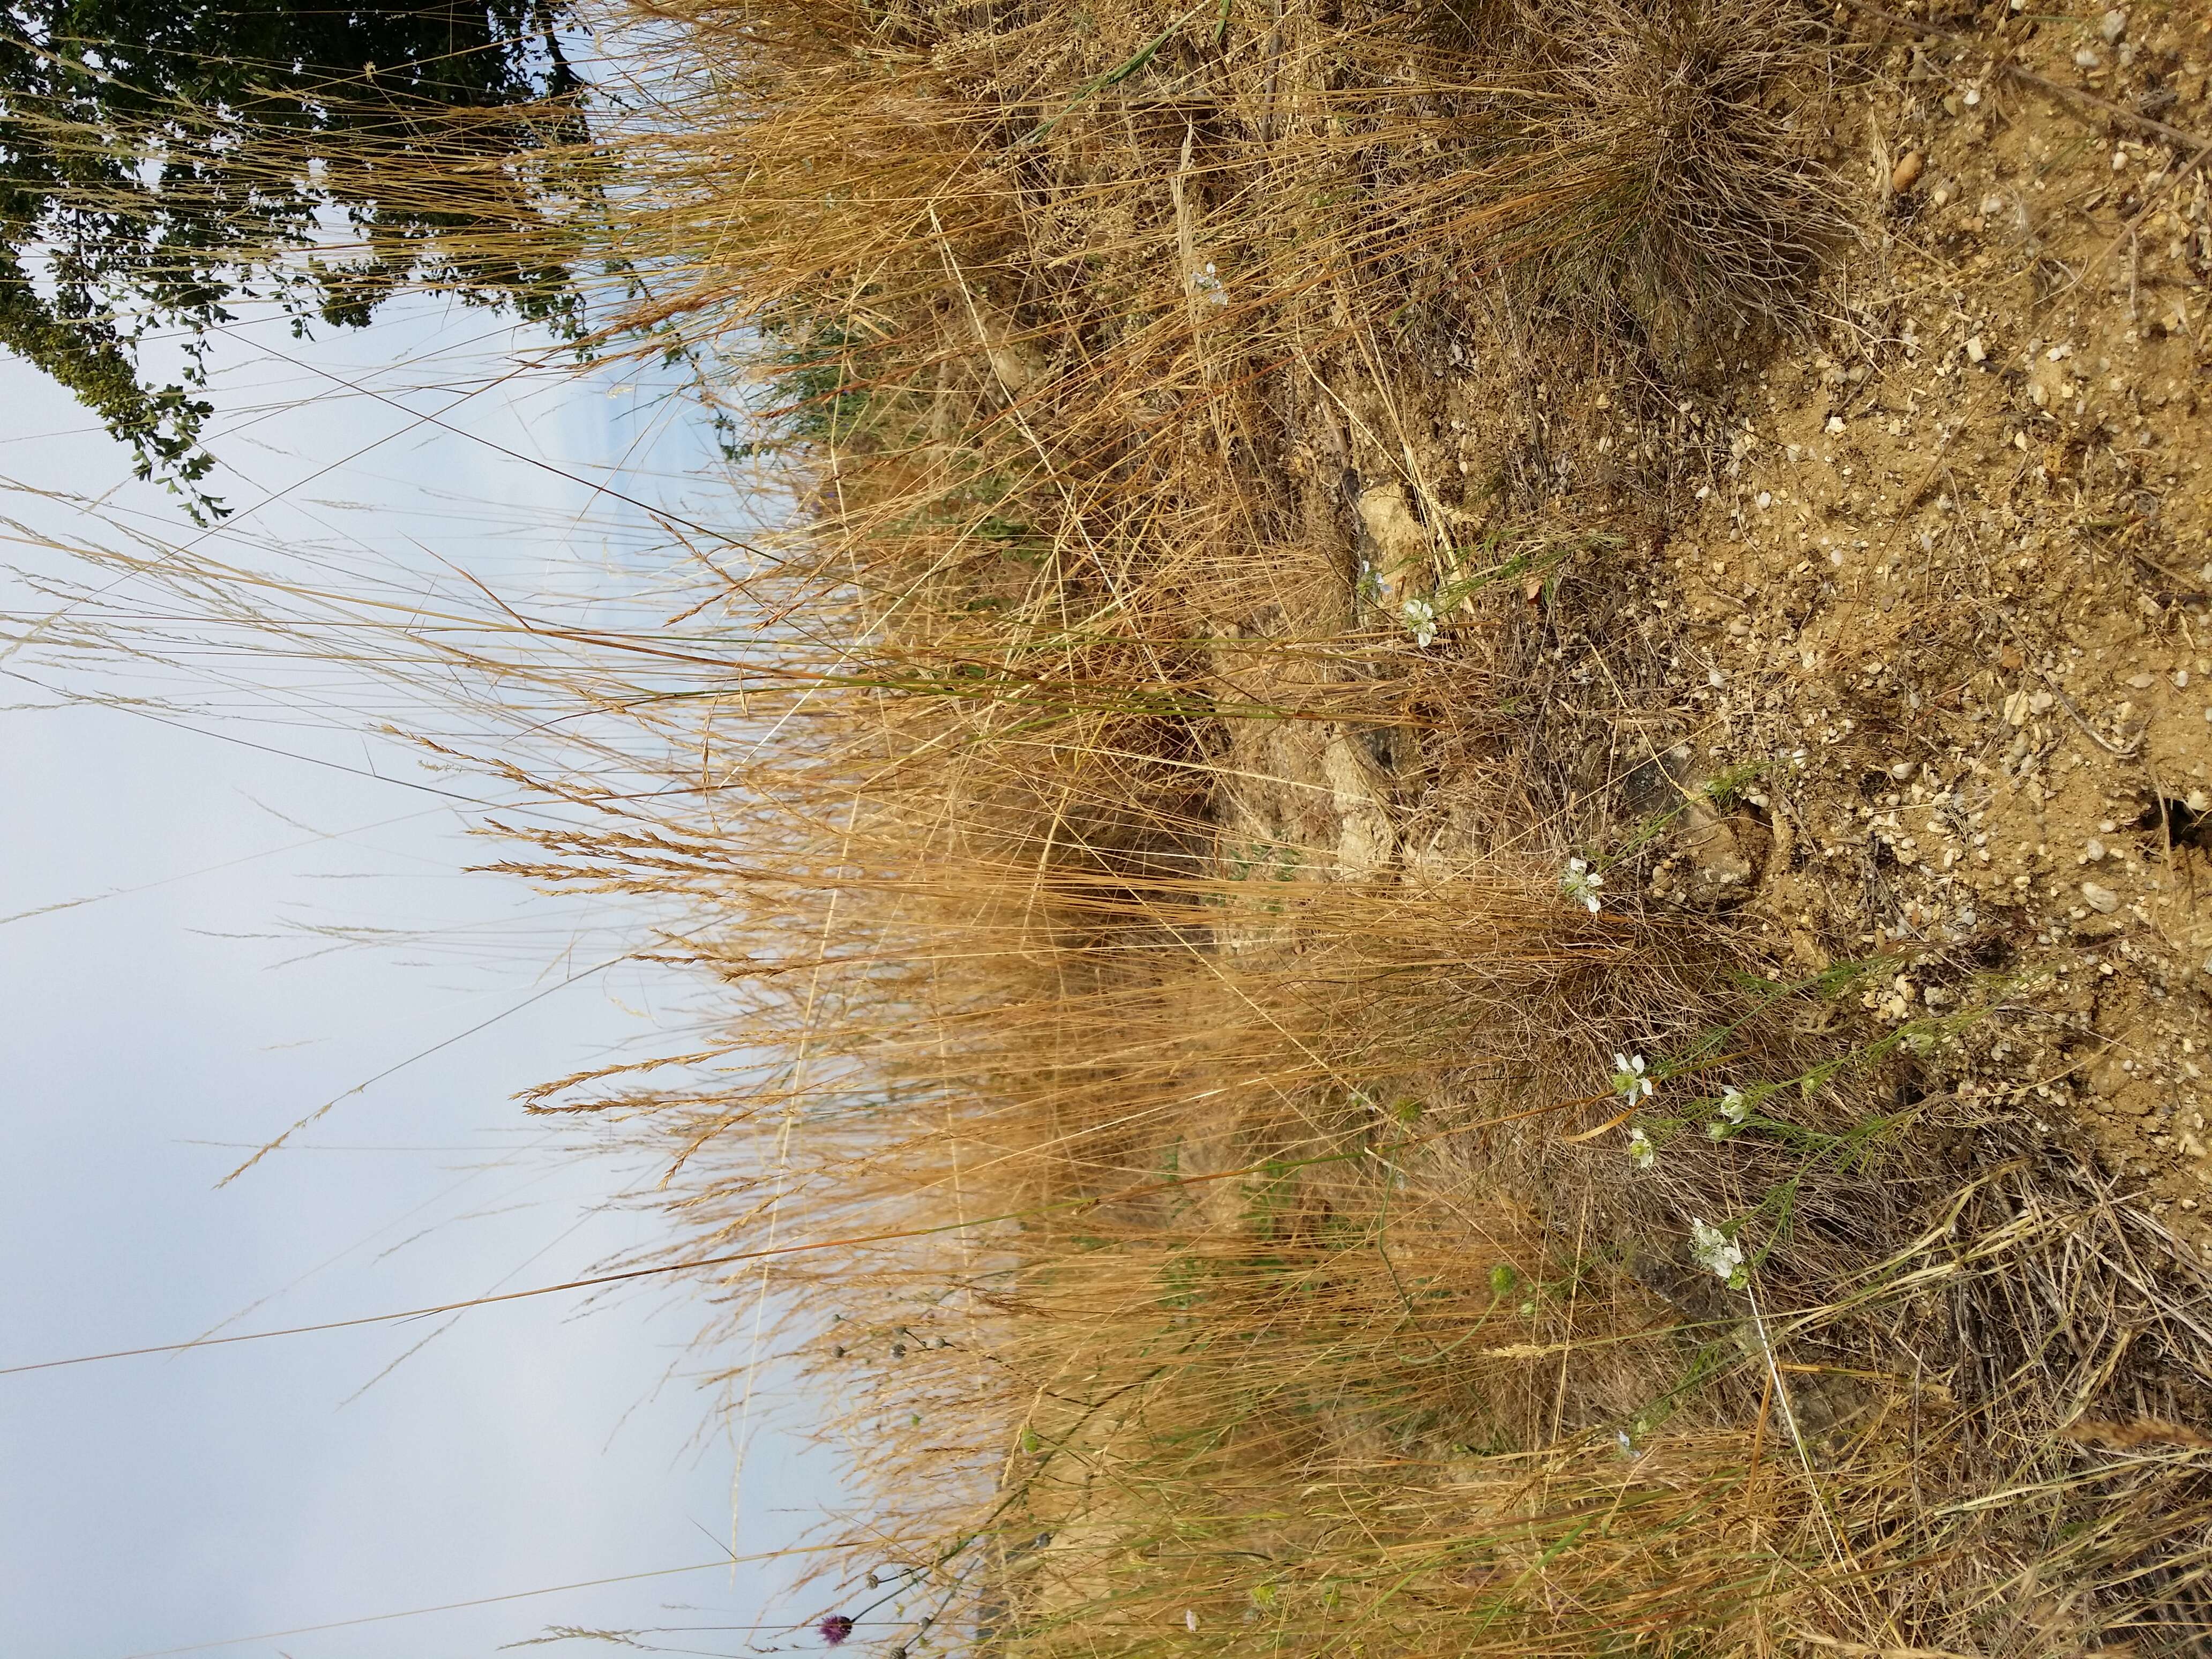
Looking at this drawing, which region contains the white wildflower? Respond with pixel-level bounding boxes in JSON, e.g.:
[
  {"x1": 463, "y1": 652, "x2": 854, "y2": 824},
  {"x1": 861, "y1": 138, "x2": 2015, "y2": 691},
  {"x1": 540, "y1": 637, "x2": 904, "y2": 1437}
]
[
  {"x1": 1612, "y1": 1051, "x2": 1653, "y2": 1102},
  {"x1": 1561, "y1": 856, "x2": 1603, "y2": 914},
  {"x1": 1688, "y1": 1217, "x2": 1746, "y2": 1287},
  {"x1": 1400, "y1": 596, "x2": 1437, "y2": 647},
  {"x1": 1708, "y1": 1086, "x2": 1750, "y2": 1138},
  {"x1": 1626, "y1": 1125, "x2": 1656, "y2": 1170}
]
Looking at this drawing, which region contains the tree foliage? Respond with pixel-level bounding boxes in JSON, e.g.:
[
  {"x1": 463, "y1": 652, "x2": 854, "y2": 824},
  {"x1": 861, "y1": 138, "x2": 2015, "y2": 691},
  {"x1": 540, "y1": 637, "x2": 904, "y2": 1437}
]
[{"x1": 0, "y1": 1, "x2": 591, "y2": 515}]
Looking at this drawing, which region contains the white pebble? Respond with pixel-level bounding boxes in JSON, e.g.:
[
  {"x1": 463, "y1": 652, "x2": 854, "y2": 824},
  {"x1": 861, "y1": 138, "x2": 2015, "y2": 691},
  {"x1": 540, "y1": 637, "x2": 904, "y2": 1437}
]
[
  {"x1": 2101, "y1": 8, "x2": 2127, "y2": 42},
  {"x1": 2082, "y1": 882, "x2": 2122, "y2": 915}
]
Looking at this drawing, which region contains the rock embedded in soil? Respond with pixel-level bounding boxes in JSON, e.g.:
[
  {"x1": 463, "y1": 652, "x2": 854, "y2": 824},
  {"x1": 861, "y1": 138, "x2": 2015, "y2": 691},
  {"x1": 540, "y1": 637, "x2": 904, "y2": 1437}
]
[{"x1": 2082, "y1": 882, "x2": 2122, "y2": 914}]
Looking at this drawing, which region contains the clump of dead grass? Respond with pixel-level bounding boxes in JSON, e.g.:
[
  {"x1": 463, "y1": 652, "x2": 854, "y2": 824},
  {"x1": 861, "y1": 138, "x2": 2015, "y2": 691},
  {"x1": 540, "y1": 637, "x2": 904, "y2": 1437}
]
[{"x1": 1515, "y1": 0, "x2": 1845, "y2": 356}]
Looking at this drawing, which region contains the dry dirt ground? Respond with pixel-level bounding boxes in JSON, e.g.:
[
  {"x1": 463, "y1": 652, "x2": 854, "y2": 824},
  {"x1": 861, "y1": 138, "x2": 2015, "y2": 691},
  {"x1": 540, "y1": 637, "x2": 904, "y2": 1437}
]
[{"x1": 1281, "y1": 3, "x2": 2212, "y2": 1246}]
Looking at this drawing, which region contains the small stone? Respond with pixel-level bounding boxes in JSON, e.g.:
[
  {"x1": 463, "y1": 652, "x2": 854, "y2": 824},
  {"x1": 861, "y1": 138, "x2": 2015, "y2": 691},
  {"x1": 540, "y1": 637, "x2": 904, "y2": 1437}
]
[
  {"x1": 2075, "y1": 46, "x2": 2103, "y2": 68},
  {"x1": 1891, "y1": 151, "x2": 1925, "y2": 194},
  {"x1": 1826, "y1": 415, "x2": 1847, "y2": 435},
  {"x1": 2178, "y1": 670, "x2": 2192, "y2": 689},
  {"x1": 1966, "y1": 335, "x2": 1987, "y2": 364},
  {"x1": 2101, "y1": 8, "x2": 2127, "y2": 42},
  {"x1": 2128, "y1": 672, "x2": 2155, "y2": 689},
  {"x1": 2082, "y1": 882, "x2": 2122, "y2": 914},
  {"x1": 2086, "y1": 838, "x2": 2106, "y2": 862},
  {"x1": 1888, "y1": 760, "x2": 1917, "y2": 781}
]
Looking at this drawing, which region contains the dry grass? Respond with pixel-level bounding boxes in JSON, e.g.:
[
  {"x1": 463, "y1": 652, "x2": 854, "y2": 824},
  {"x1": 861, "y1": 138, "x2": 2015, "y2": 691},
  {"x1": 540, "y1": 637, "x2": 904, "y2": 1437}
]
[{"x1": 20, "y1": 0, "x2": 2212, "y2": 1651}]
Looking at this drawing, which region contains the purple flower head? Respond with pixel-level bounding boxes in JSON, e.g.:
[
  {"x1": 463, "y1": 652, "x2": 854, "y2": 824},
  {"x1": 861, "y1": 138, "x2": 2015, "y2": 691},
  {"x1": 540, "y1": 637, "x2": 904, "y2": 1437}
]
[{"x1": 819, "y1": 1613, "x2": 856, "y2": 1646}]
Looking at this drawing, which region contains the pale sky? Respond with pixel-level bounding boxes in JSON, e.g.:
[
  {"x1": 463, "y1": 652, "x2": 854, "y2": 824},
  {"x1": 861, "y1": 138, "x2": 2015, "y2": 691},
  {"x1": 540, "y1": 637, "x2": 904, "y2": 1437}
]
[{"x1": 0, "y1": 298, "x2": 840, "y2": 1656}]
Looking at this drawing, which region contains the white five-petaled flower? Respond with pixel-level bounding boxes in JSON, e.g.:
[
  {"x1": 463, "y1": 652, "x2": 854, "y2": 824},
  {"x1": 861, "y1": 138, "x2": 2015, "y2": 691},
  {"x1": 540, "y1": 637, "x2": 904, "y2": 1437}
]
[
  {"x1": 1400, "y1": 596, "x2": 1437, "y2": 648},
  {"x1": 1688, "y1": 1217, "x2": 1746, "y2": 1286},
  {"x1": 1612, "y1": 1051, "x2": 1653, "y2": 1102},
  {"x1": 1708, "y1": 1086, "x2": 1750, "y2": 1138},
  {"x1": 1561, "y1": 856, "x2": 1603, "y2": 913},
  {"x1": 1625, "y1": 1125, "x2": 1656, "y2": 1170}
]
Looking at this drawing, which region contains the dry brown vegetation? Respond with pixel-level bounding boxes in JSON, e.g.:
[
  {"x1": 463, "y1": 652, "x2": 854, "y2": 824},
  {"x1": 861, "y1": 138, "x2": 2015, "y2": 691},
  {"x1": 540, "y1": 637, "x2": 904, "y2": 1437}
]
[{"x1": 23, "y1": 0, "x2": 2212, "y2": 1651}]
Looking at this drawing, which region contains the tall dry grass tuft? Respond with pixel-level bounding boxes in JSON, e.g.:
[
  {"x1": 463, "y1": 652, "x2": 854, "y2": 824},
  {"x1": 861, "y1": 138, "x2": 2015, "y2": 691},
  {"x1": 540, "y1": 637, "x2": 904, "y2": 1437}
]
[{"x1": 22, "y1": 0, "x2": 2212, "y2": 1651}]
